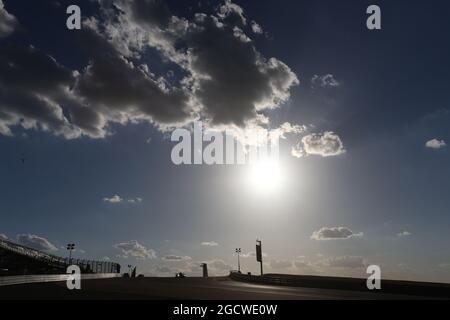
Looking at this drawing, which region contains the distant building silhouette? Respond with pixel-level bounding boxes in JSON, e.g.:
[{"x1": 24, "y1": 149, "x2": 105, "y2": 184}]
[{"x1": 201, "y1": 263, "x2": 208, "y2": 278}]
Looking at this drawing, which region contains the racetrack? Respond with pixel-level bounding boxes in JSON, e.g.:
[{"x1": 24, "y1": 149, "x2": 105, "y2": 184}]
[{"x1": 0, "y1": 277, "x2": 433, "y2": 300}]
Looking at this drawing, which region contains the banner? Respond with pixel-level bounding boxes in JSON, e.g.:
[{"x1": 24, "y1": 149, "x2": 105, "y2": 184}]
[{"x1": 256, "y1": 243, "x2": 262, "y2": 262}]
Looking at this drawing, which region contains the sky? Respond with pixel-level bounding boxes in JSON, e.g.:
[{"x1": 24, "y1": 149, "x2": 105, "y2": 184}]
[{"x1": 1, "y1": 0, "x2": 450, "y2": 282}]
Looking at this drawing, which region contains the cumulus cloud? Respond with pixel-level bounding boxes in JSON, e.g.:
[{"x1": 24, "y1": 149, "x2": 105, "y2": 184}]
[
  {"x1": 154, "y1": 265, "x2": 173, "y2": 274},
  {"x1": 425, "y1": 139, "x2": 446, "y2": 149},
  {"x1": 292, "y1": 254, "x2": 368, "y2": 274},
  {"x1": 0, "y1": 45, "x2": 84, "y2": 138},
  {"x1": 103, "y1": 195, "x2": 142, "y2": 203},
  {"x1": 0, "y1": 0, "x2": 301, "y2": 140},
  {"x1": 201, "y1": 241, "x2": 219, "y2": 247},
  {"x1": 1, "y1": 0, "x2": 348, "y2": 167},
  {"x1": 209, "y1": 259, "x2": 233, "y2": 272},
  {"x1": 311, "y1": 74, "x2": 340, "y2": 89},
  {"x1": 292, "y1": 131, "x2": 345, "y2": 158},
  {"x1": 0, "y1": 0, "x2": 18, "y2": 38},
  {"x1": 127, "y1": 197, "x2": 143, "y2": 203},
  {"x1": 103, "y1": 195, "x2": 123, "y2": 203},
  {"x1": 323, "y1": 256, "x2": 366, "y2": 269},
  {"x1": 16, "y1": 234, "x2": 58, "y2": 252},
  {"x1": 270, "y1": 259, "x2": 292, "y2": 269},
  {"x1": 74, "y1": 53, "x2": 192, "y2": 126},
  {"x1": 162, "y1": 255, "x2": 192, "y2": 261},
  {"x1": 113, "y1": 240, "x2": 156, "y2": 259},
  {"x1": 121, "y1": 0, "x2": 173, "y2": 30},
  {"x1": 241, "y1": 251, "x2": 268, "y2": 258},
  {"x1": 217, "y1": 0, "x2": 247, "y2": 26},
  {"x1": 397, "y1": 231, "x2": 412, "y2": 237},
  {"x1": 294, "y1": 260, "x2": 315, "y2": 269},
  {"x1": 311, "y1": 227, "x2": 363, "y2": 240},
  {"x1": 250, "y1": 21, "x2": 263, "y2": 34},
  {"x1": 184, "y1": 15, "x2": 299, "y2": 127}
]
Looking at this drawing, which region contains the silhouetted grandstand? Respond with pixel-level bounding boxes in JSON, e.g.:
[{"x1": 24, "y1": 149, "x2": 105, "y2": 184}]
[{"x1": 0, "y1": 239, "x2": 120, "y2": 276}]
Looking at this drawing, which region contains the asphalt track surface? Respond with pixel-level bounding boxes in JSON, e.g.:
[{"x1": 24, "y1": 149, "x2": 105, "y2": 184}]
[{"x1": 0, "y1": 277, "x2": 430, "y2": 299}]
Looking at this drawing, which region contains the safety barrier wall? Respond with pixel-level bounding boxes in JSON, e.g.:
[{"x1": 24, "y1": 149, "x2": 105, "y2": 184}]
[
  {"x1": 0, "y1": 273, "x2": 121, "y2": 287},
  {"x1": 229, "y1": 272, "x2": 297, "y2": 286},
  {"x1": 229, "y1": 271, "x2": 450, "y2": 298}
]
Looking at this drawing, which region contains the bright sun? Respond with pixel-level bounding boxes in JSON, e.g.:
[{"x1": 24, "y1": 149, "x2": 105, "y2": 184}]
[{"x1": 247, "y1": 159, "x2": 284, "y2": 194}]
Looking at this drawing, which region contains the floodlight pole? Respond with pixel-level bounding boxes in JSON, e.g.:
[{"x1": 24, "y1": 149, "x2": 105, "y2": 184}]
[
  {"x1": 66, "y1": 243, "x2": 75, "y2": 262},
  {"x1": 235, "y1": 248, "x2": 241, "y2": 273}
]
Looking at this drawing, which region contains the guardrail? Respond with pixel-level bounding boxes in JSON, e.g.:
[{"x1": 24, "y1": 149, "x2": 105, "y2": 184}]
[
  {"x1": 0, "y1": 273, "x2": 121, "y2": 287},
  {"x1": 230, "y1": 272, "x2": 295, "y2": 286},
  {"x1": 229, "y1": 272, "x2": 450, "y2": 298}
]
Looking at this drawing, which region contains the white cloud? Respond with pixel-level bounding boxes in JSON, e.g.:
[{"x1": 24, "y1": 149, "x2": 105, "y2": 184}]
[
  {"x1": 0, "y1": 45, "x2": 84, "y2": 139},
  {"x1": 311, "y1": 74, "x2": 340, "y2": 89},
  {"x1": 153, "y1": 265, "x2": 174, "y2": 274},
  {"x1": 397, "y1": 231, "x2": 412, "y2": 237},
  {"x1": 16, "y1": 234, "x2": 58, "y2": 252},
  {"x1": 425, "y1": 139, "x2": 446, "y2": 149},
  {"x1": 311, "y1": 227, "x2": 363, "y2": 240},
  {"x1": 103, "y1": 195, "x2": 123, "y2": 203},
  {"x1": 0, "y1": 0, "x2": 18, "y2": 38},
  {"x1": 294, "y1": 260, "x2": 314, "y2": 269},
  {"x1": 113, "y1": 240, "x2": 156, "y2": 259},
  {"x1": 241, "y1": 251, "x2": 268, "y2": 258},
  {"x1": 103, "y1": 195, "x2": 142, "y2": 204},
  {"x1": 323, "y1": 256, "x2": 366, "y2": 269},
  {"x1": 0, "y1": 0, "x2": 337, "y2": 167},
  {"x1": 162, "y1": 255, "x2": 192, "y2": 261},
  {"x1": 218, "y1": 0, "x2": 247, "y2": 25},
  {"x1": 0, "y1": 233, "x2": 8, "y2": 240},
  {"x1": 291, "y1": 254, "x2": 369, "y2": 275},
  {"x1": 201, "y1": 241, "x2": 219, "y2": 247},
  {"x1": 208, "y1": 259, "x2": 233, "y2": 273},
  {"x1": 0, "y1": 0, "x2": 302, "y2": 140},
  {"x1": 127, "y1": 197, "x2": 143, "y2": 203},
  {"x1": 270, "y1": 259, "x2": 292, "y2": 269},
  {"x1": 292, "y1": 131, "x2": 345, "y2": 158},
  {"x1": 250, "y1": 21, "x2": 263, "y2": 34}
]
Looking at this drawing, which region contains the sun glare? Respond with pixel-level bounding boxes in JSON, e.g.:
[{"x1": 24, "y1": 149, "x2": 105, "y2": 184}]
[{"x1": 247, "y1": 159, "x2": 285, "y2": 194}]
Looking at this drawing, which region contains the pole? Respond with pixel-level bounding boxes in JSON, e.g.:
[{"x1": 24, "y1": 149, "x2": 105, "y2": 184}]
[
  {"x1": 67, "y1": 243, "x2": 75, "y2": 264},
  {"x1": 260, "y1": 255, "x2": 263, "y2": 276},
  {"x1": 235, "y1": 248, "x2": 241, "y2": 273},
  {"x1": 256, "y1": 240, "x2": 263, "y2": 276},
  {"x1": 238, "y1": 251, "x2": 241, "y2": 273}
]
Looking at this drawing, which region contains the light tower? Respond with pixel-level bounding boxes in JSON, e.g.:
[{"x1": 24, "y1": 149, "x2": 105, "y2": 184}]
[
  {"x1": 235, "y1": 248, "x2": 241, "y2": 273},
  {"x1": 66, "y1": 243, "x2": 75, "y2": 262}
]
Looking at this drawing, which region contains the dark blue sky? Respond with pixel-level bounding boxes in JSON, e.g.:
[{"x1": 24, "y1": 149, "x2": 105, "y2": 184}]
[{"x1": 0, "y1": 0, "x2": 449, "y2": 281}]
